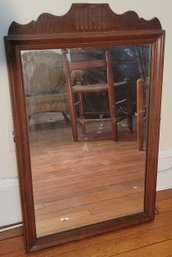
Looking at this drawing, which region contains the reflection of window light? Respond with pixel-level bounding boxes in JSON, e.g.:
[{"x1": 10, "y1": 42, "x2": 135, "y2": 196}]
[
  {"x1": 60, "y1": 217, "x2": 69, "y2": 222},
  {"x1": 99, "y1": 114, "x2": 104, "y2": 119},
  {"x1": 133, "y1": 186, "x2": 138, "y2": 189},
  {"x1": 124, "y1": 49, "x2": 134, "y2": 57},
  {"x1": 121, "y1": 122, "x2": 127, "y2": 128}
]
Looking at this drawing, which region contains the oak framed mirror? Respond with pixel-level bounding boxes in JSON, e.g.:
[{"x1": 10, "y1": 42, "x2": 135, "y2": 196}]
[{"x1": 5, "y1": 4, "x2": 165, "y2": 252}]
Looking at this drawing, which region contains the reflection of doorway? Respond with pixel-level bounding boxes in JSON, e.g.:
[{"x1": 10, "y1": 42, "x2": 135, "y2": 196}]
[{"x1": 29, "y1": 121, "x2": 146, "y2": 237}]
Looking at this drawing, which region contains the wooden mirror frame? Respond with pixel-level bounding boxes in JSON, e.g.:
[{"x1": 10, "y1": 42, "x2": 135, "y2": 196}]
[{"x1": 5, "y1": 4, "x2": 165, "y2": 252}]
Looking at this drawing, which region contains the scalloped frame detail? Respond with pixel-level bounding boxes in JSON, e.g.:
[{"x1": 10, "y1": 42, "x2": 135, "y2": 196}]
[{"x1": 8, "y1": 3, "x2": 161, "y2": 35}]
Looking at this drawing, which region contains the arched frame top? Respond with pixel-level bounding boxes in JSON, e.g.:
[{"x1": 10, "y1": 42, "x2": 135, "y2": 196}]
[
  {"x1": 5, "y1": 3, "x2": 165, "y2": 253},
  {"x1": 8, "y1": 4, "x2": 161, "y2": 35}
]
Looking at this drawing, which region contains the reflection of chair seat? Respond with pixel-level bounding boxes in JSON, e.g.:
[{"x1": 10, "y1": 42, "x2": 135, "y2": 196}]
[
  {"x1": 26, "y1": 93, "x2": 69, "y2": 116},
  {"x1": 62, "y1": 48, "x2": 133, "y2": 141},
  {"x1": 73, "y1": 83, "x2": 108, "y2": 93},
  {"x1": 73, "y1": 81, "x2": 130, "y2": 94}
]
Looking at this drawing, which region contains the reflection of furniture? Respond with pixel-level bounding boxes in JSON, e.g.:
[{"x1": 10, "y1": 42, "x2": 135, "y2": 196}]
[
  {"x1": 21, "y1": 51, "x2": 69, "y2": 121},
  {"x1": 137, "y1": 78, "x2": 147, "y2": 151},
  {"x1": 62, "y1": 48, "x2": 133, "y2": 141}
]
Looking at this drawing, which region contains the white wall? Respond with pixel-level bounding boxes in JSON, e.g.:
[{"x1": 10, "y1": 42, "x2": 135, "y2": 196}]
[{"x1": 0, "y1": 0, "x2": 172, "y2": 227}]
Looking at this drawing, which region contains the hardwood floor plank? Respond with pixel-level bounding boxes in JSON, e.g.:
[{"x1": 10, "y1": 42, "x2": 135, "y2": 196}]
[
  {"x1": 1, "y1": 190, "x2": 172, "y2": 257},
  {"x1": 33, "y1": 175, "x2": 144, "y2": 207},
  {"x1": 46, "y1": 209, "x2": 172, "y2": 257},
  {"x1": 156, "y1": 189, "x2": 172, "y2": 213},
  {"x1": 28, "y1": 123, "x2": 146, "y2": 237},
  {"x1": 110, "y1": 239, "x2": 172, "y2": 257},
  {"x1": 35, "y1": 178, "x2": 143, "y2": 209},
  {"x1": 36, "y1": 193, "x2": 143, "y2": 236}
]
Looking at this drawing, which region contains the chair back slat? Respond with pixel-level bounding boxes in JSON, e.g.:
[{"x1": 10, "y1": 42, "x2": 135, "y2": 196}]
[{"x1": 69, "y1": 59, "x2": 106, "y2": 70}]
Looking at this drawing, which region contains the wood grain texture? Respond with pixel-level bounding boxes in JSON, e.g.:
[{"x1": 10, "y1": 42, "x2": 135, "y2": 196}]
[
  {"x1": 28, "y1": 122, "x2": 145, "y2": 237},
  {"x1": 0, "y1": 189, "x2": 172, "y2": 256},
  {"x1": 8, "y1": 4, "x2": 161, "y2": 35}
]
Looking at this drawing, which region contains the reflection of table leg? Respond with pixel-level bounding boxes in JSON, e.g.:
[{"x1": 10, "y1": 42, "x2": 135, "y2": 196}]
[{"x1": 137, "y1": 79, "x2": 144, "y2": 151}]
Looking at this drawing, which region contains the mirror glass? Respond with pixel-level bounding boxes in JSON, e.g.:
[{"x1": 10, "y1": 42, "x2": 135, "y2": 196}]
[{"x1": 21, "y1": 45, "x2": 150, "y2": 238}]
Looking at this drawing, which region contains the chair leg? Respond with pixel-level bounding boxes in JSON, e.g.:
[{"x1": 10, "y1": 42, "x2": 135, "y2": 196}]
[
  {"x1": 61, "y1": 112, "x2": 70, "y2": 122},
  {"x1": 112, "y1": 117, "x2": 118, "y2": 141},
  {"x1": 108, "y1": 93, "x2": 118, "y2": 141},
  {"x1": 137, "y1": 79, "x2": 144, "y2": 151},
  {"x1": 127, "y1": 115, "x2": 133, "y2": 133},
  {"x1": 70, "y1": 110, "x2": 78, "y2": 141},
  {"x1": 106, "y1": 49, "x2": 118, "y2": 141},
  {"x1": 81, "y1": 123, "x2": 86, "y2": 134},
  {"x1": 126, "y1": 78, "x2": 133, "y2": 133},
  {"x1": 79, "y1": 120, "x2": 86, "y2": 134},
  {"x1": 62, "y1": 49, "x2": 78, "y2": 142},
  {"x1": 66, "y1": 87, "x2": 78, "y2": 141},
  {"x1": 78, "y1": 92, "x2": 86, "y2": 134}
]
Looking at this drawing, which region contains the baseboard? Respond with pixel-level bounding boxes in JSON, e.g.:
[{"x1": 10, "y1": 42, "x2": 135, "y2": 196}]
[
  {"x1": 0, "y1": 178, "x2": 22, "y2": 227},
  {"x1": 0, "y1": 224, "x2": 23, "y2": 241},
  {"x1": 157, "y1": 148, "x2": 172, "y2": 191}
]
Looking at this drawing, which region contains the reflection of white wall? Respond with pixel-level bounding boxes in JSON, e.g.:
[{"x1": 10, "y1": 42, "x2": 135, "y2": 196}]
[{"x1": 0, "y1": 0, "x2": 172, "y2": 228}]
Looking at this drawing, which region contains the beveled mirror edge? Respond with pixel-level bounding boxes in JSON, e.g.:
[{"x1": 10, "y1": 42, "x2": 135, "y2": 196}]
[{"x1": 4, "y1": 4, "x2": 165, "y2": 252}]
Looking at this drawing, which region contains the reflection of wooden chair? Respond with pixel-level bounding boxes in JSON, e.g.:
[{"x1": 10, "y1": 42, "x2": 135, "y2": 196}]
[
  {"x1": 62, "y1": 48, "x2": 133, "y2": 141},
  {"x1": 21, "y1": 51, "x2": 69, "y2": 122},
  {"x1": 137, "y1": 78, "x2": 148, "y2": 151}
]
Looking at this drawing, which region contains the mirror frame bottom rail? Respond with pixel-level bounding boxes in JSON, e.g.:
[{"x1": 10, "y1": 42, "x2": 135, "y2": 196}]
[
  {"x1": 4, "y1": 4, "x2": 165, "y2": 252},
  {"x1": 31, "y1": 212, "x2": 150, "y2": 252}
]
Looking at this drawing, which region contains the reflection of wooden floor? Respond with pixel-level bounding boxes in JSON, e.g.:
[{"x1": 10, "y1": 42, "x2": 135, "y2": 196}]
[
  {"x1": 29, "y1": 120, "x2": 146, "y2": 237},
  {"x1": 2, "y1": 190, "x2": 172, "y2": 257}
]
